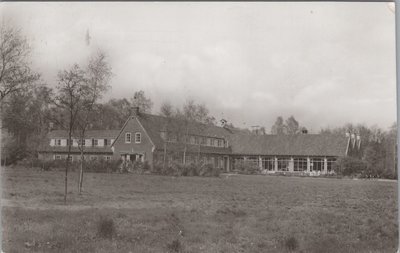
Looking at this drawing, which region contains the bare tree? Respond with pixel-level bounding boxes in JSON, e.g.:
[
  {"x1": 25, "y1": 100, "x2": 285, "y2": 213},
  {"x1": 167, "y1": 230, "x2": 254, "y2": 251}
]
[
  {"x1": 131, "y1": 90, "x2": 153, "y2": 113},
  {"x1": 159, "y1": 101, "x2": 174, "y2": 118},
  {"x1": 0, "y1": 25, "x2": 40, "y2": 166},
  {"x1": 285, "y1": 116, "x2": 299, "y2": 135},
  {"x1": 51, "y1": 64, "x2": 86, "y2": 204},
  {"x1": 271, "y1": 116, "x2": 285, "y2": 135},
  {"x1": 76, "y1": 52, "x2": 112, "y2": 194},
  {"x1": 0, "y1": 25, "x2": 39, "y2": 102}
]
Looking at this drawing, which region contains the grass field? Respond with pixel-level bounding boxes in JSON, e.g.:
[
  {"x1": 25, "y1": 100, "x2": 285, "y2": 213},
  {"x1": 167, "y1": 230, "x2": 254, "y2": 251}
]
[{"x1": 1, "y1": 167, "x2": 398, "y2": 253}]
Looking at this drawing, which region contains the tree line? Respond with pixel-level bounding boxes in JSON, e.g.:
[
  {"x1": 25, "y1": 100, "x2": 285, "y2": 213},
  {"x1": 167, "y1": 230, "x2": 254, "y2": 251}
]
[{"x1": 0, "y1": 23, "x2": 398, "y2": 204}]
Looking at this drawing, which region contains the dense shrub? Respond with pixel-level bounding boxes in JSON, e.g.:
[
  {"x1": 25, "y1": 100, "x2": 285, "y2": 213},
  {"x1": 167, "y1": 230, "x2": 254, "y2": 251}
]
[
  {"x1": 234, "y1": 160, "x2": 260, "y2": 175},
  {"x1": 152, "y1": 160, "x2": 220, "y2": 177},
  {"x1": 336, "y1": 156, "x2": 367, "y2": 176},
  {"x1": 119, "y1": 160, "x2": 150, "y2": 174},
  {"x1": 96, "y1": 216, "x2": 116, "y2": 239},
  {"x1": 23, "y1": 158, "x2": 121, "y2": 173}
]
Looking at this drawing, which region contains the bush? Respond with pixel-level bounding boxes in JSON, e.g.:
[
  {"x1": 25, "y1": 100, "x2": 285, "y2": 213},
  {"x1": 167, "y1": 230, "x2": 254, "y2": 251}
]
[
  {"x1": 336, "y1": 156, "x2": 367, "y2": 177},
  {"x1": 234, "y1": 160, "x2": 260, "y2": 175},
  {"x1": 96, "y1": 216, "x2": 116, "y2": 239},
  {"x1": 198, "y1": 163, "x2": 220, "y2": 177},
  {"x1": 167, "y1": 238, "x2": 183, "y2": 253},
  {"x1": 283, "y1": 236, "x2": 299, "y2": 252}
]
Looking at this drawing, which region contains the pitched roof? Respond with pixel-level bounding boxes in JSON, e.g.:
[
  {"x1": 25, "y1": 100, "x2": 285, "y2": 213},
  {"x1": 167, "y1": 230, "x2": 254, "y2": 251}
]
[
  {"x1": 39, "y1": 146, "x2": 113, "y2": 154},
  {"x1": 136, "y1": 113, "x2": 233, "y2": 149},
  {"x1": 47, "y1": 130, "x2": 120, "y2": 139},
  {"x1": 227, "y1": 133, "x2": 349, "y2": 157}
]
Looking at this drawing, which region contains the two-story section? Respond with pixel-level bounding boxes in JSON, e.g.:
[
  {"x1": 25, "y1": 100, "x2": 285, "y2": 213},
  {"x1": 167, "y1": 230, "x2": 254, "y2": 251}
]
[
  {"x1": 111, "y1": 108, "x2": 233, "y2": 170},
  {"x1": 39, "y1": 130, "x2": 120, "y2": 161},
  {"x1": 111, "y1": 110, "x2": 155, "y2": 165}
]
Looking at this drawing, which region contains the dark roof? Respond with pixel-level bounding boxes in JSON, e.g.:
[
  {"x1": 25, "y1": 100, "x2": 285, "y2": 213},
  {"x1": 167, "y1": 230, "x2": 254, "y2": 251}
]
[
  {"x1": 39, "y1": 130, "x2": 119, "y2": 153},
  {"x1": 47, "y1": 130, "x2": 120, "y2": 139},
  {"x1": 227, "y1": 133, "x2": 349, "y2": 157},
  {"x1": 137, "y1": 113, "x2": 233, "y2": 149},
  {"x1": 39, "y1": 146, "x2": 113, "y2": 154}
]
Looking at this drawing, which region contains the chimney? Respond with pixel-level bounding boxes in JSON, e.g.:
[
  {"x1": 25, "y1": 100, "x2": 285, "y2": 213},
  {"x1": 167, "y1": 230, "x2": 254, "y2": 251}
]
[
  {"x1": 220, "y1": 119, "x2": 227, "y2": 127},
  {"x1": 133, "y1": 106, "x2": 140, "y2": 116}
]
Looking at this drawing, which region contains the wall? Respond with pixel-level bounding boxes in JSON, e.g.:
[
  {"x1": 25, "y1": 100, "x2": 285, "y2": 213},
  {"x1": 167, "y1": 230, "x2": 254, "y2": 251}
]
[{"x1": 112, "y1": 116, "x2": 154, "y2": 167}]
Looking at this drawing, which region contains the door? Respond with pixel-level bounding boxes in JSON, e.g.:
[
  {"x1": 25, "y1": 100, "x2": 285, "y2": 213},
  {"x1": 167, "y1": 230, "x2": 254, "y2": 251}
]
[{"x1": 224, "y1": 156, "x2": 229, "y2": 172}]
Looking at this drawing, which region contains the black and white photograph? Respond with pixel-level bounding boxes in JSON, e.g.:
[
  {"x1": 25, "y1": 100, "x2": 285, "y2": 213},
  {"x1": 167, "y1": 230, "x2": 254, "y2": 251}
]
[{"x1": 0, "y1": 2, "x2": 398, "y2": 252}]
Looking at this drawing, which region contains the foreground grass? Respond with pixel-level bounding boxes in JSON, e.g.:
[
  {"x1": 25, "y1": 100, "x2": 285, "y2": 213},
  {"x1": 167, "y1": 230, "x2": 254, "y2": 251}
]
[{"x1": 1, "y1": 167, "x2": 398, "y2": 252}]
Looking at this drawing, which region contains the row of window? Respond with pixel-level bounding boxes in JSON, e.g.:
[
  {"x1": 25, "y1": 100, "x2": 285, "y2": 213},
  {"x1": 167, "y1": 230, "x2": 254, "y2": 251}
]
[
  {"x1": 125, "y1": 132, "x2": 141, "y2": 143},
  {"x1": 160, "y1": 131, "x2": 227, "y2": 148},
  {"x1": 233, "y1": 157, "x2": 337, "y2": 172},
  {"x1": 54, "y1": 154, "x2": 112, "y2": 161},
  {"x1": 52, "y1": 138, "x2": 114, "y2": 147}
]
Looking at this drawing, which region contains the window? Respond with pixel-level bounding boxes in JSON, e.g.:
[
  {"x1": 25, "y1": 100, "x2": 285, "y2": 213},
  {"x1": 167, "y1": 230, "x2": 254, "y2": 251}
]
[
  {"x1": 105, "y1": 156, "x2": 111, "y2": 161},
  {"x1": 277, "y1": 158, "x2": 290, "y2": 171},
  {"x1": 217, "y1": 139, "x2": 223, "y2": 147},
  {"x1": 55, "y1": 139, "x2": 62, "y2": 146},
  {"x1": 327, "y1": 158, "x2": 336, "y2": 172},
  {"x1": 104, "y1": 139, "x2": 108, "y2": 146},
  {"x1": 210, "y1": 138, "x2": 215, "y2": 146},
  {"x1": 194, "y1": 136, "x2": 199, "y2": 145},
  {"x1": 125, "y1": 132, "x2": 131, "y2": 143},
  {"x1": 294, "y1": 158, "x2": 307, "y2": 171},
  {"x1": 90, "y1": 156, "x2": 98, "y2": 161},
  {"x1": 135, "y1": 132, "x2": 141, "y2": 143},
  {"x1": 92, "y1": 139, "x2": 98, "y2": 146},
  {"x1": 262, "y1": 158, "x2": 275, "y2": 171},
  {"x1": 54, "y1": 155, "x2": 62, "y2": 160},
  {"x1": 311, "y1": 158, "x2": 324, "y2": 171},
  {"x1": 201, "y1": 137, "x2": 207, "y2": 145},
  {"x1": 78, "y1": 139, "x2": 85, "y2": 146},
  {"x1": 67, "y1": 156, "x2": 73, "y2": 162}
]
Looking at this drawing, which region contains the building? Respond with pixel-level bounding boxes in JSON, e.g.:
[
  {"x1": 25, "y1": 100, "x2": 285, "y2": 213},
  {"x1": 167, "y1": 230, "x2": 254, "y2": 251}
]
[
  {"x1": 38, "y1": 129, "x2": 120, "y2": 162},
  {"x1": 38, "y1": 108, "x2": 361, "y2": 174}
]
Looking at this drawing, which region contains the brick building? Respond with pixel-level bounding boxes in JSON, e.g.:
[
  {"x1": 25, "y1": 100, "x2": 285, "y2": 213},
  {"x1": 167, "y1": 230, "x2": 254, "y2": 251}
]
[{"x1": 38, "y1": 109, "x2": 361, "y2": 174}]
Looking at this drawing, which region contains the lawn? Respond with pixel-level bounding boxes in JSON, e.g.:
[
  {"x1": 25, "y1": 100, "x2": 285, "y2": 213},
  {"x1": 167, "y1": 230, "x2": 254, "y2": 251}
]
[{"x1": 1, "y1": 167, "x2": 398, "y2": 253}]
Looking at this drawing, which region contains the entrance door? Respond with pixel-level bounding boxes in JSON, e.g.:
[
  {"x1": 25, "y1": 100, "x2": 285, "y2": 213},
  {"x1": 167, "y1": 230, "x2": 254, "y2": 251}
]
[{"x1": 223, "y1": 156, "x2": 229, "y2": 172}]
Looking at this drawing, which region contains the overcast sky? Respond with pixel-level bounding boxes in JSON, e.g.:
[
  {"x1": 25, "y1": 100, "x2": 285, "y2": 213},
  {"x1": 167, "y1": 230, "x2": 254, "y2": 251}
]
[{"x1": 1, "y1": 2, "x2": 396, "y2": 132}]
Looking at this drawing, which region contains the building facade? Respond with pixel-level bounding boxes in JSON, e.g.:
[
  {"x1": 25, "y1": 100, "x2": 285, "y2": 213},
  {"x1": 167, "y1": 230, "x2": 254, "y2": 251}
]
[{"x1": 38, "y1": 110, "x2": 361, "y2": 174}]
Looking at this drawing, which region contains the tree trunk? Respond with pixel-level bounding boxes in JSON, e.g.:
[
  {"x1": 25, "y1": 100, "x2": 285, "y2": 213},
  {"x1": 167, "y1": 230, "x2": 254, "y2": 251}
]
[
  {"x1": 78, "y1": 147, "x2": 84, "y2": 194},
  {"x1": 163, "y1": 142, "x2": 167, "y2": 170}
]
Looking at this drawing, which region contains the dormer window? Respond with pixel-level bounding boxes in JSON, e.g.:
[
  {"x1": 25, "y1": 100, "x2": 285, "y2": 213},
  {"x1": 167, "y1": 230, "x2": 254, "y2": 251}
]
[
  {"x1": 125, "y1": 132, "x2": 131, "y2": 143},
  {"x1": 135, "y1": 132, "x2": 141, "y2": 143}
]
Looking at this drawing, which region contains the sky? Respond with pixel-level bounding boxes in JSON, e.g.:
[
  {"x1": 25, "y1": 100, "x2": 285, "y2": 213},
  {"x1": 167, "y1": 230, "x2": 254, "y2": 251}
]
[{"x1": 1, "y1": 2, "x2": 396, "y2": 132}]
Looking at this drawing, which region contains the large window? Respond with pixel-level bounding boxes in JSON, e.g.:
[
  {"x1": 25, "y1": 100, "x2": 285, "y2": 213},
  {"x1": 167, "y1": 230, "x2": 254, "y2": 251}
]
[
  {"x1": 311, "y1": 158, "x2": 324, "y2": 171},
  {"x1": 277, "y1": 158, "x2": 290, "y2": 171},
  {"x1": 262, "y1": 158, "x2": 275, "y2": 171},
  {"x1": 135, "y1": 132, "x2": 141, "y2": 143},
  {"x1": 247, "y1": 157, "x2": 259, "y2": 166},
  {"x1": 210, "y1": 138, "x2": 215, "y2": 146},
  {"x1": 125, "y1": 132, "x2": 131, "y2": 143},
  {"x1": 327, "y1": 158, "x2": 336, "y2": 172},
  {"x1": 294, "y1": 158, "x2": 307, "y2": 171}
]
